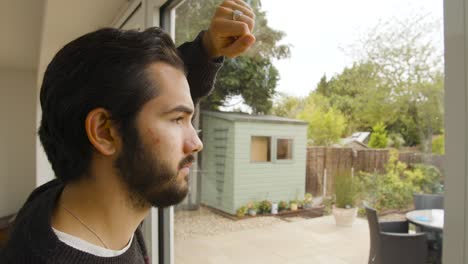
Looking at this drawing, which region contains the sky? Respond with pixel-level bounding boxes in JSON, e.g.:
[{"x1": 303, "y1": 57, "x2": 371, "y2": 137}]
[{"x1": 259, "y1": 0, "x2": 444, "y2": 98}]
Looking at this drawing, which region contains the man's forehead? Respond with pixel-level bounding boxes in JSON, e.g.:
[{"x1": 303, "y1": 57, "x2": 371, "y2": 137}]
[{"x1": 144, "y1": 62, "x2": 193, "y2": 113}]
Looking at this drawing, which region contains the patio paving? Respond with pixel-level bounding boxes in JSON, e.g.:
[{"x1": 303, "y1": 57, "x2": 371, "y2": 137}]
[{"x1": 175, "y1": 215, "x2": 369, "y2": 264}]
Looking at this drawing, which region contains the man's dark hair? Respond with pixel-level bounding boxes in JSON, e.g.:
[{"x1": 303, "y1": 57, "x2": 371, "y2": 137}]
[{"x1": 38, "y1": 27, "x2": 185, "y2": 183}]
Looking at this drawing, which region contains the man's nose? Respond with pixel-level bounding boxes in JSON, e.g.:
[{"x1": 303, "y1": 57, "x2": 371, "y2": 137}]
[{"x1": 183, "y1": 132, "x2": 203, "y2": 154}]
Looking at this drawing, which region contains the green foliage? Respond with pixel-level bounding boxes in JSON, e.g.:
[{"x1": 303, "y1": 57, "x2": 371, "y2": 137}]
[
  {"x1": 310, "y1": 15, "x2": 444, "y2": 147},
  {"x1": 432, "y1": 135, "x2": 445, "y2": 154},
  {"x1": 257, "y1": 200, "x2": 272, "y2": 214},
  {"x1": 315, "y1": 62, "x2": 392, "y2": 133},
  {"x1": 411, "y1": 164, "x2": 443, "y2": 194},
  {"x1": 175, "y1": 0, "x2": 290, "y2": 113},
  {"x1": 270, "y1": 93, "x2": 305, "y2": 118},
  {"x1": 296, "y1": 94, "x2": 346, "y2": 146},
  {"x1": 304, "y1": 193, "x2": 313, "y2": 204},
  {"x1": 357, "y1": 149, "x2": 443, "y2": 211},
  {"x1": 351, "y1": 16, "x2": 444, "y2": 148},
  {"x1": 236, "y1": 206, "x2": 247, "y2": 217},
  {"x1": 368, "y1": 122, "x2": 388, "y2": 149},
  {"x1": 201, "y1": 56, "x2": 278, "y2": 114},
  {"x1": 335, "y1": 172, "x2": 361, "y2": 208},
  {"x1": 387, "y1": 133, "x2": 405, "y2": 149}
]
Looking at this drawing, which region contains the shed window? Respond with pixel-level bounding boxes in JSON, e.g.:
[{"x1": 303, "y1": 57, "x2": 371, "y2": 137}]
[
  {"x1": 251, "y1": 136, "x2": 271, "y2": 162},
  {"x1": 277, "y1": 138, "x2": 293, "y2": 160}
]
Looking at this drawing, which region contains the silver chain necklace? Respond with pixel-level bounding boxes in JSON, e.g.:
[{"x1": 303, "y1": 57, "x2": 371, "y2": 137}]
[{"x1": 61, "y1": 205, "x2": 109, "y2": 249}]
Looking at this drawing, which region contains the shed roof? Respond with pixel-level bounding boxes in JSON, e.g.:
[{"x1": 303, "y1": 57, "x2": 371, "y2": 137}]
[{"x1": 202, "y1": 110, "x2": 308, "y2": 125}]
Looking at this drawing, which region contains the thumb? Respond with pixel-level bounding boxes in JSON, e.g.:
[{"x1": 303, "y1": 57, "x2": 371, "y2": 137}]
[{"x1": 223, "y1": 34, "x2": 256, "y2": 58}]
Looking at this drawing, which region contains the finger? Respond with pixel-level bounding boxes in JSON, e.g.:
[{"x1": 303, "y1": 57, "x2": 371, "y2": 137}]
[
  {"x1": 221, "y1": 0, "x2": 255, "y2": 21},
  {"x1": 232, "y1": 0, "x2": 254, "y2": 12},
  {"x1": 216, "y1": 6, "x2": 254, "y2": 32},
  {"x1": 222, "y1": 34, "x2": 256, "y2": 58},
  {"x1": 212, "y1": 18, "x2": 250, "y2": 37}
]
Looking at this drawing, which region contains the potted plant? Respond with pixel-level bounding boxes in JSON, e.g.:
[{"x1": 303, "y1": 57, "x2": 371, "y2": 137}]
[
  {"x1": 246, "y1": 201, "x2": 257, "y2": 216},
  {"x1": 289, "y1": 200, "x2": 298, "y2": 211},
  {"x1": 236, "y1": 206, "x2": 247, "y2": 218},
  {"x1": 271, "y1": 202, "x2": 279, "y2": 214},
  {"x1": 258, "y1": 200, "x2": 272, "y2": 214},
  {"x1": 278, "y1": 200, "x2": 289, "y2": 212},
  {"x1": 332, "y1": 171, "x2": 361, "y2": 227},
  {"x1": 303, "y1": 193, "x2": 313, "y2": 209}
]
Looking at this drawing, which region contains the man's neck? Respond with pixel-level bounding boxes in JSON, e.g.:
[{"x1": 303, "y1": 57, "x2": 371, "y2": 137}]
[{"x1": 51, "y1": 172, "x2": 150, "y2": 250}]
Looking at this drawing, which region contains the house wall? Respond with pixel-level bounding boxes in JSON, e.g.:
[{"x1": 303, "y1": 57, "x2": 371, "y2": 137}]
[
  {"x1": 0, "y1": 69, "x2": 37, "y2": 217},
  {"x1": 232, "y1": 121, "x2": 308, "y2": 214},
  {"x1": 35, "y1": 0, "x2": 128, "y2": 186},
  {"x1": 200, "y1": 115, "x2": 235, "y2": 213}
]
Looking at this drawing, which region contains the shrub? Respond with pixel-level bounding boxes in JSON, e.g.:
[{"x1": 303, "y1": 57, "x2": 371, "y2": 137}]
[
  {"x1": 356, "y1": 149, "x2": 443, "y2": 211},
  {"x1": 411, "y1": 164, "x2": 443, "y2": 194},
  {"x1": 236, "y1": 206, "x2": 247, "y2": 218},
  {"x1": 368, "y1": 122, "x2": 388, "y2": 149}
]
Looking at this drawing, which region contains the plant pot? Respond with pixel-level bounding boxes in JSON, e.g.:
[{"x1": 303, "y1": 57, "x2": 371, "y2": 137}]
[
  {"x1": 303, "y1": 202, "x2": 313, "y2": 209},
  {"x1": 332, "y1": 206, "x2": 358, "y2": 227},
  {"x1": 312, "y1": 197, "x2": 323, "y2": 207},
  {"x1": 248, "y1": 209, "x2": 257, "y2": 216},
  {"x1": 290, "y1": 203, "x2": 298, "y2": 211},
  {"x1": 271, "y1": 203, "x2": 278, "y2": 214}
]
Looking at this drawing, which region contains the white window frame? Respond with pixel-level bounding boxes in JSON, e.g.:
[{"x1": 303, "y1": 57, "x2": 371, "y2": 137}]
[{"x1": 443, "y1": 0, "x2": 468, "y2": 262}]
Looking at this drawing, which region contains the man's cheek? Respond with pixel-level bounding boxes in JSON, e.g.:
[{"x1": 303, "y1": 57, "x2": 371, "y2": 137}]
[{"x1": 146, "y1": 128, "x2": 161, "y2": 145}]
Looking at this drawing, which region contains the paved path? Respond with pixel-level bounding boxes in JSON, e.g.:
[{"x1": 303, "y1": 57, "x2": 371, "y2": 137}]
[{"x1": 175, "y1": 215, "x2": 369, "y2": 264}]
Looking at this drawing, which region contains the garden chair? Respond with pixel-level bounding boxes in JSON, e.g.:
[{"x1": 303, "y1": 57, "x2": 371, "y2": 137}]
[
  {"x1": 413, "y1": 193, "x2": 444, "y2": 210},
  {"x1": 365, "y1": 205, "x2": 428, "y2": 264}
]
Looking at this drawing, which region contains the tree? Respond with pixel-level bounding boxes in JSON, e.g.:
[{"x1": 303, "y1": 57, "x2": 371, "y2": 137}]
[
  {"x1": 368, "y1": 122, "x2": 388, "y2": 149},
  {"x1": 296, "y1": 94, "x2": 346, "y2": 146},
  {"x1": 315, "y1": 62, "x2": 398, "y2": 134},
  {"x1": 270, "y1": 93, "x2": 305, "y2": 118},
  {"x1": 175, "y1": 0, "x2": 290, "y2": 113},
  {"x1": 348, "y1": 15, "x2": 444, "y2": 148}
]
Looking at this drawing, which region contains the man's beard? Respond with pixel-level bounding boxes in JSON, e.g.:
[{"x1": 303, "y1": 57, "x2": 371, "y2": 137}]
[{"x1": 114, "y1": 122, "x2": 194, "y2": 209}]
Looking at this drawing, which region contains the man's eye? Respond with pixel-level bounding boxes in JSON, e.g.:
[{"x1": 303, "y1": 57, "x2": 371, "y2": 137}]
[{"x1": 174, "y1": 117, "x2": 184, "y2": 124}]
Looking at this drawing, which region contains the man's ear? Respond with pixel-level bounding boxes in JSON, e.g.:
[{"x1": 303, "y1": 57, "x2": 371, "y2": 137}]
[{"x1": 85, "y1": 108, "x2": 120, "y2": 156}]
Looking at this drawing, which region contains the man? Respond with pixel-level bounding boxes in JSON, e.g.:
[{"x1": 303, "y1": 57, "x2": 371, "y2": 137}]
[{"x1": 0, "y1": 0, "x2": 255, "y2": 263}]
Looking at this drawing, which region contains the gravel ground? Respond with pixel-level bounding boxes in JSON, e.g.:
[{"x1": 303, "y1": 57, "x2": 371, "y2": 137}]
[
  {"x1": 174, "y1": 206, "x2": 285, "y2": 240},
  {"x1": 174, "y1": 205, "x2": 407, "y2": 240}
]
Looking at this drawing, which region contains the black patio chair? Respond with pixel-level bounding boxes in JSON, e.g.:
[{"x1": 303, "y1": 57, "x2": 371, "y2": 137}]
[
  {"x1": 365, "y1": 205, "x2": 428, "y2": 264},
  {"x1": 413, "y1": 193, "x2": 444, "y2": 210}
]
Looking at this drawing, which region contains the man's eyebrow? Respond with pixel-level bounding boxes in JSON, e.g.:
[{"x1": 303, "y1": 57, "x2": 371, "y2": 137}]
[{"x1": 162, "y1": 105, "x2": 194, "y2": 115}]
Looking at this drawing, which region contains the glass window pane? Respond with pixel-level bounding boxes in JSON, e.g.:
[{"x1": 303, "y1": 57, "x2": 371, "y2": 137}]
[
  {"x1": 171, "y1": 0, "x2": 446, "y2": 263},
  {"x1": 276, "y1": 138, "x2": 292, "y2": 160}
]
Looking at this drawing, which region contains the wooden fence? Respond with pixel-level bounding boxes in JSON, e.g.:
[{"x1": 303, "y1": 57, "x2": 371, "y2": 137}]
[{"x1": 305, "y1": 147, "x2": 444, "y2": 197}]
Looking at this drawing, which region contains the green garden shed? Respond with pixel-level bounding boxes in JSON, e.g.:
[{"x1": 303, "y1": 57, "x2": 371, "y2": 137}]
[{"x1": 200, "y1": 110, "x2": 309, "y2": 215}]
